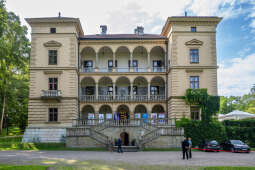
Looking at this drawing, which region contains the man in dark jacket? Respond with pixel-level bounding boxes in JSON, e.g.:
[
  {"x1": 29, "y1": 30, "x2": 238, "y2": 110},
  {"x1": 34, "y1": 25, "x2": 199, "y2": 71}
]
[
  {"x1": 182, "y1": 138, "x2": 189, "y2": 160},
  {"x1": 117, "y1": 138, "x2": 123, "y2": 153}
]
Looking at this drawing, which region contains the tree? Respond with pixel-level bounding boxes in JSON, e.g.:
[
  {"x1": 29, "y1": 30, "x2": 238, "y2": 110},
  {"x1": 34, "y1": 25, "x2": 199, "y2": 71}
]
[{"x1": 0, "y1": 0, "x2": 30, "y2": 132}]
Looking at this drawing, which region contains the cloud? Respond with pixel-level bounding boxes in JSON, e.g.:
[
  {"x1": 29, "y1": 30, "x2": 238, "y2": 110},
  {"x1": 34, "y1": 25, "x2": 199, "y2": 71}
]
[
  {"x1": 218, "y1": 53, "x2": 255, "y2": 96},
  {"x1": 106, "y1": 2, "x2": 165, "y2": 34}
]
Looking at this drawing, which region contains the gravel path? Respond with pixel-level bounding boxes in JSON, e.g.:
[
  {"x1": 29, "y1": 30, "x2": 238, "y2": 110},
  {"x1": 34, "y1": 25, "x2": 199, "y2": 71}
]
[{"x1": 0, "y1": 150, "x2": 254, "y2": 166}]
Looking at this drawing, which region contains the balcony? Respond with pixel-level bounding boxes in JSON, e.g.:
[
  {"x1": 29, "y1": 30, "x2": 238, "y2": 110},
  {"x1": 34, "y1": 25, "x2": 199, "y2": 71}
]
[
  {"x1": 80, "y1": 67, "x2": 165, "y2": 73},
  {"x1": 80, "y1": 95, "x2": 165, "y2": 102},
  {"x1": 41, "y1": 90, "x2": 62, "y2": 100}
]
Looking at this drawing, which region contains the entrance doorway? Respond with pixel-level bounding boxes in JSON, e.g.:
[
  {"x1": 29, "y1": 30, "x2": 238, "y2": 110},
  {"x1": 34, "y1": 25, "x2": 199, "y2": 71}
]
[{"x1": 120, "y1": 132, "x2": 129, "y2": 146}]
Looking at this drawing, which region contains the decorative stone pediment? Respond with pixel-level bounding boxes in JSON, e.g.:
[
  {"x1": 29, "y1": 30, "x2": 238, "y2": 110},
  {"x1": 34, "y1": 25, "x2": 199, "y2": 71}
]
[
  {"x1": 43, "y1": 40, "x2": 62, "y2": 47},
  {"x1": 185, "y1": 39, "x2": 203, "y2": 46}
]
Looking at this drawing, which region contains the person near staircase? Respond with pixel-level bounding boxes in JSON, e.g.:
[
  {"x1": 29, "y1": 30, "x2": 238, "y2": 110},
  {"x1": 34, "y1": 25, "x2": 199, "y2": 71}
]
[{"x1": 117, "y1": 138, "x2": 123, "y2": 153}]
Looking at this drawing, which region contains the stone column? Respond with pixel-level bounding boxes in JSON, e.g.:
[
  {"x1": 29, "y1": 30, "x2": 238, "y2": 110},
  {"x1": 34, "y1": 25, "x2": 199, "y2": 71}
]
[
  {"x1": 113, "y1": 52, "x2": 116, "y2": 72},
  {"x1": 148, "y1": 82, "x2": 150, "y2": 100},
  {"x1": 95, "y1": 82, "x2": 98, "y2": 100},
  {"x1": 113, "y1": 82, "x2": 116, "y2": 99},
  {"x1": 130, "y1": 82, "x2": 133, "y2": 100},
  {"x1": 95, "y1": 52, "x2": 99, "y2": 72},
  {"x1": 147, "y1": 53, "x2": 151, "y2": 72},
  {"x1": 130, "y1": 53, "x2": 133, "y2": 72}
]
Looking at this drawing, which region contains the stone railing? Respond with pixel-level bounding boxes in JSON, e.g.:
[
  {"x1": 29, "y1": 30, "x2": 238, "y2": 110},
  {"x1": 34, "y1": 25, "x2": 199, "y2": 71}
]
[
  {"x1": 80, "y1": 67, "x2": 166, "y2": 73},
  {"x1": 66, "y1": 127, "x2": 90, "y2": 137},
  {"x1": 80, "y1": 95, "x2": 165, "y2": 102},
  {"x1": 72, "y1": 118, "x2": 175, "y2": 128},
  {"x1": 41, "y1": 90, "x2": 62, "y2": 99}
]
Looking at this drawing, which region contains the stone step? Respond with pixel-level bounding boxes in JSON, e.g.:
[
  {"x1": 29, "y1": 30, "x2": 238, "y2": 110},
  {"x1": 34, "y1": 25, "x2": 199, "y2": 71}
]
[{"x1": 113, "y1": 146, "x2": 139, "y2": 152}]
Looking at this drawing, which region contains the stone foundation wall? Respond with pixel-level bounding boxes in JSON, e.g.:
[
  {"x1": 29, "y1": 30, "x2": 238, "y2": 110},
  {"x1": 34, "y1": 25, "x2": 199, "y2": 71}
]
[
  {"x1": 144, "y1": 136, "x2": 184, "y2": 148},
  {"x1": 22, "y1": 127, "x2": 66, "y2": 143},
  {"x1": 66, "y1": 137, "x2": 105, "y2": 148}
]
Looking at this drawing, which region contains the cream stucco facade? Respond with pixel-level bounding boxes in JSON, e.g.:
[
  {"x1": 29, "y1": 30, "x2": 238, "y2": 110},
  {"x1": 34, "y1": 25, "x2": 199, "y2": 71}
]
[{"x1": 22, "y1": 16, "x2": 221, "y2": 145}]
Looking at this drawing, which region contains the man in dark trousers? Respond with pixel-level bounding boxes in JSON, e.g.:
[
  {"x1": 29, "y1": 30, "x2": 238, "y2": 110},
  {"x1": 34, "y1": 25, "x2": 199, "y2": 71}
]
[
  {"x1": 181, "y1": 138, "x2": 189, "y2": 160},
  {"x1": 188, "y1": 137, "x2": 192, "y2": 159},
  {"x1": 117, "y1": 138, "x2": 123, "y2": 153}
]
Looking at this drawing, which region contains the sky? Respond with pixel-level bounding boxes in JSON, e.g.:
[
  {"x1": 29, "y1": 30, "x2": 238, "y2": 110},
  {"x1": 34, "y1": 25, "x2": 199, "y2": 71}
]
[{"x1": 5, "y1": 0, "x2": 255, "y2": 97}]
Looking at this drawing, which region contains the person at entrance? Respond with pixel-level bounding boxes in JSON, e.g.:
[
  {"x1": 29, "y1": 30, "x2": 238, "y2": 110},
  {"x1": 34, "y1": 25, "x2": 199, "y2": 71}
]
[
  {"x1": 181, "y1": 138, "x2": 189, "y2": 160},
  {"x1": 188, "y1": 137, "x2": 192, "y2": 159},
  {"x1": 117, "y1": 138, "x2": 123, "y2": 153}
]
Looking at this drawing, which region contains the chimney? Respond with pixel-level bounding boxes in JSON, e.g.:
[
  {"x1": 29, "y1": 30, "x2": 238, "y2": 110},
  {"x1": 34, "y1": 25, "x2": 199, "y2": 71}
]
[
  {"x1": 134, "y1": 26, "x2": 144, "y2": 35},
  {"x1": 100, "y1": 25, "x2": 107, "y2": 35}
]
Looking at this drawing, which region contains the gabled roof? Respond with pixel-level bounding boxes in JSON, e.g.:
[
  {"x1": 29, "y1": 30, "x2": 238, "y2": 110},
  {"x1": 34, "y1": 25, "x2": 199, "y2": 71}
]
[{"x1": 79, "y1": 34, "x2": 167, "y2": 40}]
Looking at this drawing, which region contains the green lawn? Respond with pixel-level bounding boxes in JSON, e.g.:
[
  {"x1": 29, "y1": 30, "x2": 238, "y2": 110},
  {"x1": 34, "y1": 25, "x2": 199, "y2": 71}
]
[
  {"x1": 0, "y1": 165, "x2": 49, "y2": 170},
  {"x1": 1, "y1": 162, "x2": 255, "y2": 170}
]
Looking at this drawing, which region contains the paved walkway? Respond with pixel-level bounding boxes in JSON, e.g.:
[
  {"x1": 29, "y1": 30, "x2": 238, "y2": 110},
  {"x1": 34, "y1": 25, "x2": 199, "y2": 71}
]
[{"x1": 0, "y1": 150, "x2": 254, "y2": 166}]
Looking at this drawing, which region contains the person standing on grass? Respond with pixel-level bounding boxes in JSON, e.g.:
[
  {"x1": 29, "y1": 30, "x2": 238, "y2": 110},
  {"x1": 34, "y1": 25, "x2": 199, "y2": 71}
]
[
  {"x1": 117, "y1": 138, "x2": 123, "y2": 153},
  {"x1": 188, "y1": 137, "x2": 192, "y2": 159},
  {"x1": 181, "y1": 138, "x2": 189, "y2": 160}
]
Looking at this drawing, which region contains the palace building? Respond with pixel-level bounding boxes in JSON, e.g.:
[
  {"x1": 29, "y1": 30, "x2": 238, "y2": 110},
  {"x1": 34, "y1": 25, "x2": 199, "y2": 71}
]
[{"x1": 22, "y1": 15, "x2": 221, "y2": 149}]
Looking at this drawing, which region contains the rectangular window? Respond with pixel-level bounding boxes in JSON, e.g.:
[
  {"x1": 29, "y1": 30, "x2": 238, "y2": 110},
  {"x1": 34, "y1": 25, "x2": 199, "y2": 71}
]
[
  {"x1": 151, "y1": 86, "x2": 159, "y2": 95},
  {"x1": 49, "y1": 108, "x2": 58, "y2": 122},
  {"x1": 50, "y1": 28, "x2": 56, "y2": 33},
  {"x1": 190, "y1": 76, "x2": 199, "y2": 89},
  {"x1": 190, "y1": 49, "x2": 199, "y2": 63},
  {"x1": 191, "y1": 107, "x2": 200, "y2": 120},
  {"x1": 153, "y1": 60, "x2": 163, "y2": 72},
  {"x1": 49, "y1": 78, "x2": 58, "y2": 90},
  {"x1": 48, "y1": 50, "x2": 57, "y2": 65},
  {"x1": 191, "y1": 27, "x2": 196, "y2": 32}
]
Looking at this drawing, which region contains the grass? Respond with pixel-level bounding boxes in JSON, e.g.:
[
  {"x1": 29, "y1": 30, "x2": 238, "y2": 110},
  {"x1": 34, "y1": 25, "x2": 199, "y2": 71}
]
[
  {"x1": 0, "y1": 165, "x2": 49, "y2": 170},
  {"x1": 0, "y1": 127, "x2": 24, "y2": 137},
  {"x1": 2, "y1": 161, "x2": 255, "y2": 170}
]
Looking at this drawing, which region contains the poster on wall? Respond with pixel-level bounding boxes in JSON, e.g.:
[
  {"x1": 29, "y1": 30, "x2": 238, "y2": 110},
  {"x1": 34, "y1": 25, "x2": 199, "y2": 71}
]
[
  {"x1": 88, "y1": 113, "x2": 95, "y2": 125},
  {"x1": 158, "y1": 113, "x2": 165, "y2": 124},
  {"x1": 106, "y1": 113, "x2": 112, "y2": 119},
  {"x1": 151, "y1": 113, "x2": 157, "y2": 124},
  {"x1": 142, "y1": 113, "x2": 148, "y2": 123},
  {"x1": 99, "y1": 114, "x2": 104, "y2": 123},
  {"x1": 135, "y1": 113, "x2": 141, "y2": 119}
]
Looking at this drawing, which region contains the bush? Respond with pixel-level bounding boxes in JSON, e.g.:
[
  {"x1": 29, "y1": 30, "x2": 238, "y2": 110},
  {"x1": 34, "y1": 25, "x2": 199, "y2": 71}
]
[
  {"x1": 223, "y1": 119, "x2": 255, "y2": 147},
  {"x1": 176, "y1": 118, "x2": 227, "y2": 146}
]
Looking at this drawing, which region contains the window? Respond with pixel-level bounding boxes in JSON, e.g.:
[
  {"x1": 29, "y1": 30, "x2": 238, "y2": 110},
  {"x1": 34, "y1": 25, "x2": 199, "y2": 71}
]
[
  {"x1": 129, "y1": 60, "x2": 138, "y2": 72},
  {"x1": 190, "y1": 49, "x2": 199, "y2": 63},
  {"x1": 191, "y1": 107, "x2": 200, "y2": 120},
  {"x1": 190, "y1": 76, "x2": 199, "y2": 89},
  {"x1": 48, "y1": 50, "x2": 57, "y2": 65},
  {"x1": 84, "y1": 60, "x2": 93, "y2": 72},
  {"x1": 151, "y1": 86, "x2": 159, "y2": 95},
  {"x1": 49, "y1": 108, "x2": 58, "y2": 122},
  {"x1": 191, "y1": 27, "x2": 196, "y2": 32},
  {"x1": 153, "y1": 60, "x2": 163, "y2": 72},
  {"x1": 50, "y1": 28, "x2": 56, "y2": 33},
  {"x1": 49, "y1": 78, "x2": 58, "y2": 90}
]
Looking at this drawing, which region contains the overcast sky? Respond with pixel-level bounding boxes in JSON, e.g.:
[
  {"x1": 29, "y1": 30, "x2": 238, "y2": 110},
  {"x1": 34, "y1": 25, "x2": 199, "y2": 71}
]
[{"x1": 5, "y1": 0, "x2": 255, "y2": 96}]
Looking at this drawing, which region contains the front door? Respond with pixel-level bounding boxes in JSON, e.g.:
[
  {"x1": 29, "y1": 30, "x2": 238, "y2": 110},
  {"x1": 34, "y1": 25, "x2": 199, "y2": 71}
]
[{"x1": 120, "y1": 132, "x2": 129, "y2": 146}]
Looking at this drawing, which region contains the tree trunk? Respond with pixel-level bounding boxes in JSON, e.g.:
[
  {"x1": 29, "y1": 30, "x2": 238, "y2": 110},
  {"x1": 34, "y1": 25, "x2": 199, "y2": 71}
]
[{"x1": 0, "y1": 95, "x2": 6, "y2": 133}]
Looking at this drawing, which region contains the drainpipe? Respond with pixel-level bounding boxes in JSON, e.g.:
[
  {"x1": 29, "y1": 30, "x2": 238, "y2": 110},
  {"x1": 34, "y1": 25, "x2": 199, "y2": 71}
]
[
  {"x1": 165, "y1": 41, "x2": 169, "y2": 118},
  {"x1": 78, "y1": 37, "x2": 81, "y2": 119}
]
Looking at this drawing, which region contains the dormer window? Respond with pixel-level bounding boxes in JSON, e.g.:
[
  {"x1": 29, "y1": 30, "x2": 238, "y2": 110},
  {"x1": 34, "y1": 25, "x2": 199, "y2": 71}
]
[
  {"x1": 191, "y1": 27, "x2": 196, "y2": 32},
  {"x1": 50, "y1": 28, "x2": 56, "y2": 33}
]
